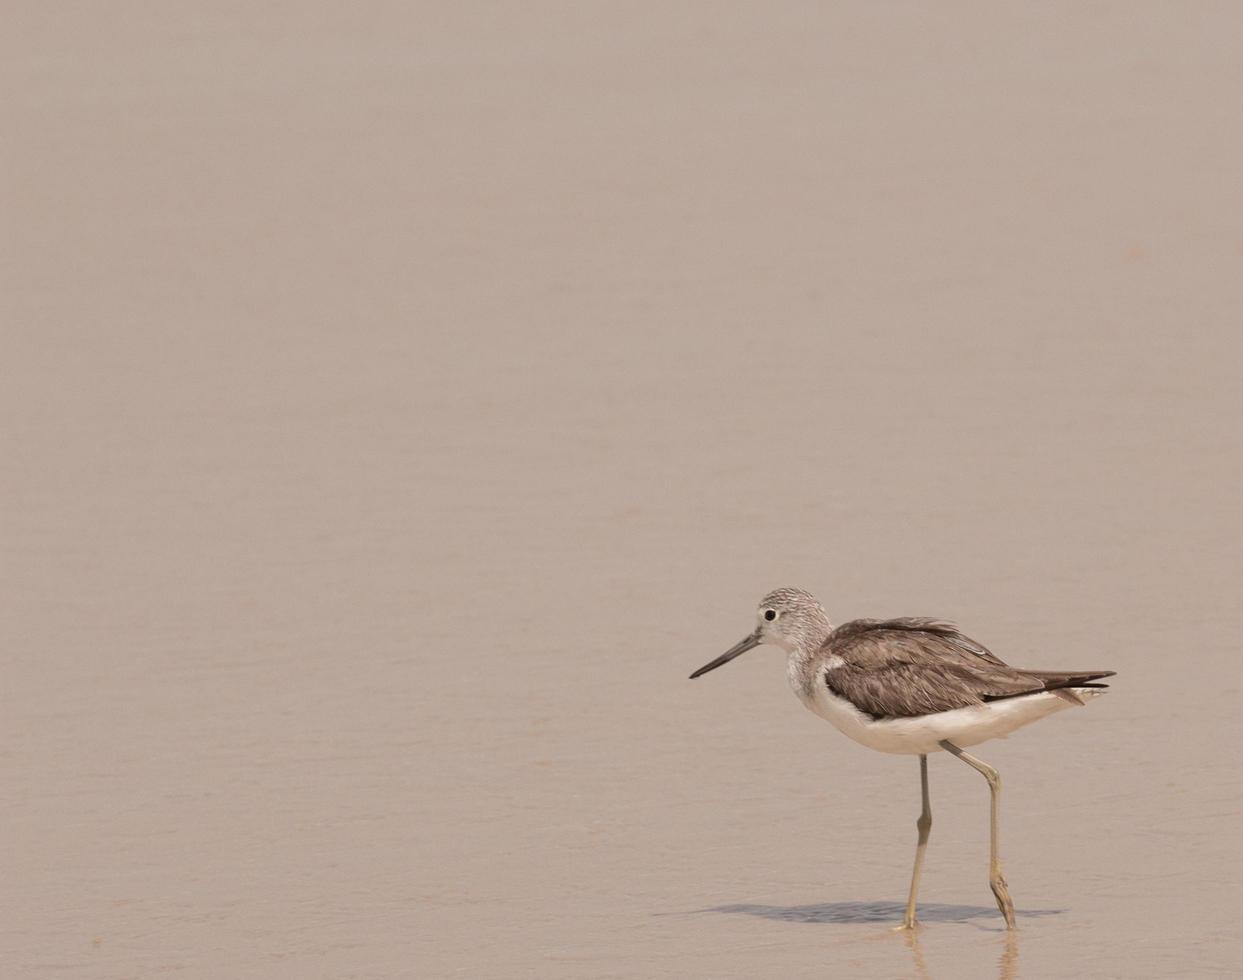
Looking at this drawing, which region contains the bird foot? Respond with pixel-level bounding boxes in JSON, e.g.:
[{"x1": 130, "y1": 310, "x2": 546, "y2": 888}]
[{"x1": 990, "y1": 873, "x2": 1016, "y2": 930}]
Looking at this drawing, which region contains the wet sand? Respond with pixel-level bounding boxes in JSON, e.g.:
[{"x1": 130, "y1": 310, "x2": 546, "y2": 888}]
[{"x1": 4, "y1": 4, "x2": 1243, "y2": 977}]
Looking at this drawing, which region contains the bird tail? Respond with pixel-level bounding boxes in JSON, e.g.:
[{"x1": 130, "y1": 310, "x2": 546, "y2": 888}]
[{"x1": 1022, "y1": 669, "x2": 1116, "y2": 706}]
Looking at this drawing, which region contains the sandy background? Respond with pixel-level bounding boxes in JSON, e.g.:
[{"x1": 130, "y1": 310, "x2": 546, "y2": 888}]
[{"x1": 4, "y1": 3, "x2": 1243, "y2": 978}]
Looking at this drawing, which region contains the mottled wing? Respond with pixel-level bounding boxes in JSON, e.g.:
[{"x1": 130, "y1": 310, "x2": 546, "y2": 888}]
[
  {"x1": 849, "y1": 617, "x2": 1008, "y2": 665},
  {"x1": 822, "y1": 619, "x2": 1050, "y2": 719}
]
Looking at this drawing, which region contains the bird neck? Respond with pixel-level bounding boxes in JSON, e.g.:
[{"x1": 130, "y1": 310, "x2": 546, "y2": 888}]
[
  {"x1": 791, "y1": 611, "x2": 833, "y2": 653},
  {"x1": 783, "y1": 615, "x2": 834, "y2": 702}
]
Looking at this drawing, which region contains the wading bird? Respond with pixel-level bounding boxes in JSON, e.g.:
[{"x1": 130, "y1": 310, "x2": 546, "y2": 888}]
[{"x1": 690, "y1": 588, "x2": 1114, "y2": 929}]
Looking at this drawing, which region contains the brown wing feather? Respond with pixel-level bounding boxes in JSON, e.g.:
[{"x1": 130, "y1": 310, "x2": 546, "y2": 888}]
[
  {"x1": 823, "y1": 619, "x2": 1114, "y2": 719},
  {"x1": 830, "y1": 618, "x2": 1008, "y2": 666}
]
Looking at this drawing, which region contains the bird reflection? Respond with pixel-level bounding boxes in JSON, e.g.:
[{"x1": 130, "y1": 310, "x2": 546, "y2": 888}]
[
  {"x1": 704, "y1": 901, "x2": 1039, "y2": 979},
  {"x1": 900, "y1": 927, "x2": 932, "y2": 980},
  {"x1": 900, "y1": 925, "x2": 1018, "y2": 980},
  {"x1": 998, "y1": 929, "x2": 1019, "y2": 980}
]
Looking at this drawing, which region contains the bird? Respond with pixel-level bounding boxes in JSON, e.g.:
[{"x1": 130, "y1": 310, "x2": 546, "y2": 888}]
[{"x1": 689, "y1": 587, "x2": 1115, "y2": 930}]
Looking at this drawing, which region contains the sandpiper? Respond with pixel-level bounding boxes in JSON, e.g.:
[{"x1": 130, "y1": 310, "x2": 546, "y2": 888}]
[{"x1": 690, "y1": 587, "x2": 1115, "y2": 930}]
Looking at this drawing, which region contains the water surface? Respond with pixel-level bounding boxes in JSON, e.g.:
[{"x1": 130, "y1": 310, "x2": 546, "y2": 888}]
[{"x1": 4, "y1": 4, "x2": 1242, "y2": 977}]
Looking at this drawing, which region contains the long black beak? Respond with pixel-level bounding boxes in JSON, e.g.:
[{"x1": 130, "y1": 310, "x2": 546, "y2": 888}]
[{"x1": 689, "y1": 631, "x2": 761, "y2": 679}]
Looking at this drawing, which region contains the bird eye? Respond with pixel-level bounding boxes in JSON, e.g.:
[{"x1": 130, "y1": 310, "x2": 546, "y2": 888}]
[{"x1": 764, "y1": 609, "x2": 777, "y2": 621}]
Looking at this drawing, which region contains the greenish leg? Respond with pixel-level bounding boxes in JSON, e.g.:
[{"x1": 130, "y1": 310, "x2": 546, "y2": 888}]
[
  {"x1": 900, "y1": 753, "x2": 932, "y2": 929},
  {"x1": 939, "y1": 740, "x2": 1016, "y2": 929}
]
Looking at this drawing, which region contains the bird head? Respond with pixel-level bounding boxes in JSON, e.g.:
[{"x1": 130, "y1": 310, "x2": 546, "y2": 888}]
[{"x1": 690, "y1": 587, "x2": 832, "y2": 678}]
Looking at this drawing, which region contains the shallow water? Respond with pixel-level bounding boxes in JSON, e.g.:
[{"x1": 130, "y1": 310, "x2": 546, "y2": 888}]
[{"x1": 4, "y1": 4, "x2": 1243, "y2": 978}]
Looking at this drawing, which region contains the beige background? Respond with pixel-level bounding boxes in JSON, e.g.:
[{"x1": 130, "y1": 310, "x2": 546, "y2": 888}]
[{"x1": 4, "y1": 3, "x2": 1242, "y2": 978}]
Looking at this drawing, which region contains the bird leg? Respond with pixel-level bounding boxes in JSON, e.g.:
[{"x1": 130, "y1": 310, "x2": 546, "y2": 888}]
[
  {"x1": 900, "y1": 753, "x2": 933, "y2": 929},
  {"x1": 938, "y1": 740, "x2": 1016, "y2": 929}
]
